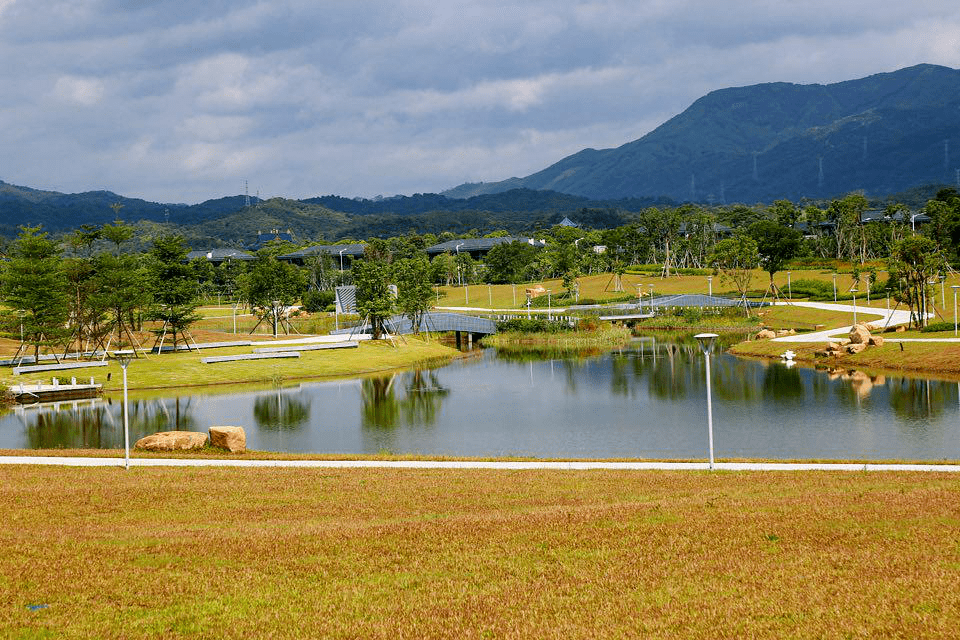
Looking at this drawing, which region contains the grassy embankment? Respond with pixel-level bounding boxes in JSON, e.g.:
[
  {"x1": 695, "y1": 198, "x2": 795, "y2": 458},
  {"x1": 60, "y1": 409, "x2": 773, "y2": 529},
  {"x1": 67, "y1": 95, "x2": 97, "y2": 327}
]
[
  {"x1": 3, "y1": 466, "x2": 959, "y2": 638},
  {"x1": 1, "y1": 334, "x2": 458, "y2": 393}
]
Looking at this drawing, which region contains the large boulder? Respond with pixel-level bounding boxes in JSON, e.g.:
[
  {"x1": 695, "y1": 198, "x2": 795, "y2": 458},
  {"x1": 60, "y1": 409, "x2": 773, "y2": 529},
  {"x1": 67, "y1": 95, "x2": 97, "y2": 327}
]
[
  {"x1": 209, "y1": 426, "x2": 246, "y2": 453},
  {"x1": 846, "y1": 343, "x2": 868, "y2": 354},
  {"x1": 849, "y1": 323, "x2": 872, "y2": 345},
  {"x1": 756, "y1": 329, "x2": 776, "y2": 339},
  {"x1": 135, "y1": 431, "x2": 208, "y2": 451},
  {"x1": 868, "y1": 335, "x2": 885, "y2": 347}
]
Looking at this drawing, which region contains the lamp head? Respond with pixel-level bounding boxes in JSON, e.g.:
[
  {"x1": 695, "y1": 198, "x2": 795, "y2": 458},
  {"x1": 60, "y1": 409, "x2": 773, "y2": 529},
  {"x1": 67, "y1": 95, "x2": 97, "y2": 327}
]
[
  {"x1": 694, "y1": 333, "x2": 719, "y2": 355},
  {"x1": 113, "y1": 350, "x2": 135, "y2": 369}
]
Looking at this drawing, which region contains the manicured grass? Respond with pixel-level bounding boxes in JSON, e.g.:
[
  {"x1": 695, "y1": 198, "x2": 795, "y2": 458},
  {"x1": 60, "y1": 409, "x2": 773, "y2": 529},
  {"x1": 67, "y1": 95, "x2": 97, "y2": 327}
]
[
  {"x1": 0, "y1": 337, "x2": 459, "y2": 392},
  {"x1": 2, "y1": 467, "x2": 959, "y2": 638},
  {"x1": 756, "y1": 305, "x2": 883, "y2": 330}
]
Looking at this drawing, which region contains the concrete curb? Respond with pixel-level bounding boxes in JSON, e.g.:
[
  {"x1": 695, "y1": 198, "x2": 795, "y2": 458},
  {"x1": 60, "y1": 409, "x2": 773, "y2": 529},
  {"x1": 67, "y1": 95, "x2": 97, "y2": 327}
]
[{"x1": 2, "y1": 457, "x2": 959, "y2": 472}]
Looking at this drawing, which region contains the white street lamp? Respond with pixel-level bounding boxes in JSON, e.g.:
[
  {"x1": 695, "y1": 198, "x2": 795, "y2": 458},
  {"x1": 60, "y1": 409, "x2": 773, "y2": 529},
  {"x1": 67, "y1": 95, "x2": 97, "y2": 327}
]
[
  {"x1": 707, "y1": 276, "x2": 713, "y2": 297},
  {"x1": 637, "y1": 284, "x2": 643, "y2": 311},
  {"x1": 787, "y1": 271, "x2": 791, "y2": 300},
  {"x1": 850, "y1": 288, "x2": 858, "y2": 326},
  {"x1": 952, "y1": 285, "x2": 959, "y2": 336},
  {"x1": 694, "y1": 333, "x2": 719, "y2": 470},
  {"x1": 648, "y1": 284, "x2": 655, "y2": 312},
  {"x1": 547, "y1": 289, "x2": 552, "y2": 321},
  {"x1": 455, "y1": 243, "x2": 464, "y2": 287},
  {"x1": 832, "y1": 273, "x2": 837, "y2": 302},
  {"x1": 338, "y1": 248, "x2": 346, "y2": 272},
  {"x1": 114, "y1": 351, "x2": 134, "y2": 471}
]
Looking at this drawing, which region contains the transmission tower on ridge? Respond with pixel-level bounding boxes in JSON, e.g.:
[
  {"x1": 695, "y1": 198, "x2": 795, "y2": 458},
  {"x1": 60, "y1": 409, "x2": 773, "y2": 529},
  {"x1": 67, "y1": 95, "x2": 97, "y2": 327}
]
[{"x1": 244, "y1": 179, "x2": 251, "y2": 207}]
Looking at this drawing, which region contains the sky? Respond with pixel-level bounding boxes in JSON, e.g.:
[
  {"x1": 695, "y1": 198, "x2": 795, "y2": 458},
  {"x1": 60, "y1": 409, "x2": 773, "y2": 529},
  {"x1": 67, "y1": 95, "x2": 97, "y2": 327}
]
[{"x1": 1, "y1": 1, "x2": 959, "y2": 204}]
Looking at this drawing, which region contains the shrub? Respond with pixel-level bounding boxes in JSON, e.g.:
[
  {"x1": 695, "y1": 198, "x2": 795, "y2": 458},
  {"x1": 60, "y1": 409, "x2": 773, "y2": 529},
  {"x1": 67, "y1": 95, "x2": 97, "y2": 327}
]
[
  {"x1": 921, "y1": 321, "x2": 956, "y2": 333},
  {"x1": 301, "y1": 290, "x2": 335, "y2": 312}
]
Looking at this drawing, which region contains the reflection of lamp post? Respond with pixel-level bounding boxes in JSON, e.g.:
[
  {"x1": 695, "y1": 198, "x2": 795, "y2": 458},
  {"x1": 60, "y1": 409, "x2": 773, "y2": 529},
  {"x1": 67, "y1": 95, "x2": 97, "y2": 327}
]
[
  {"x1": 694, "y1": 333, "x2": 719, "y2": 471},
  {"x1": 952, "y1": 285, "x2": 959, "y2": 336},
  {"x1": 850, "y1": 289, "x2": 858, "y2": 326},
  {"x1": 115, "y1": 352, "x2": 134, "y2": 471},
  {"x1": 832, "y1": 273, "x2": 837, "y2": 302}
]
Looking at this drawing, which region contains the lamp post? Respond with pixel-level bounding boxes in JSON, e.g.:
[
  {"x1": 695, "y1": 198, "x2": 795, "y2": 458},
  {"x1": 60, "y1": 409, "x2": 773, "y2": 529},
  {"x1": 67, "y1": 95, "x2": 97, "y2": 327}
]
[
  {"x1": 547, "y1": 289, "x2": 552, "y2": 321},
  {"x1": 648, "y1": 284, "x2": 654, "y2": 312},
  {"x1": 952, "y1": 285, "x2": 959, "y2": 336},
  {"x1": 694, "y1": 333, "x2": 719, "y2": 470},
  {"x1": 832, "y1": 273, "x2": 837, "y2": 302},
  {"x1": 850, "y1": 289, "x2": 858, "y2": 326},
  {"x1": 455, "y1": 243, "x2": 464, "y2": 287},
  {"x1": 16, "y1": 309, "x2": 25, "y2": 344},
  {"x1": 272, "y1": 300, "x2": 280, "y2": 337},
  {"x1": 707, "y1": 276, "x2": 713, "y2": 297},
  {"x1": 637, "y1": 284, "x2": 643, "y2": 311},
  {"x1": 338, "y1": 248, "x2": 346, "y2": 273},
  {"x1": 941, "y1": 276, "x2": 946, "y2": 310},
  {"x1": 787, "y1": 271, "x2": 792, "y2": 300},
  {"x1": 115, "y1": 351, "x2": 134, "y2": 471},
  {"x1": 526, "y1": 292, "x2": 531, "y2": 319}
]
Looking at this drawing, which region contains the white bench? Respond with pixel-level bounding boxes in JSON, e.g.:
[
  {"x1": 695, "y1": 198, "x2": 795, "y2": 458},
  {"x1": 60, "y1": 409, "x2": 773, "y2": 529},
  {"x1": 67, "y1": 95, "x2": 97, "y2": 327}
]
[{"x1": 201, "y1": 352, "x2": 301, "y2": 364}]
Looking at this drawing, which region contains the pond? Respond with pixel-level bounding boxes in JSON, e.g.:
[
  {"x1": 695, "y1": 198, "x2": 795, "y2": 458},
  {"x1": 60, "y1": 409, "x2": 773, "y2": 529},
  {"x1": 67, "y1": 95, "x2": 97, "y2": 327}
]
[{"x1": 3, "y1": 338, "x2": 960, "y2": 461}]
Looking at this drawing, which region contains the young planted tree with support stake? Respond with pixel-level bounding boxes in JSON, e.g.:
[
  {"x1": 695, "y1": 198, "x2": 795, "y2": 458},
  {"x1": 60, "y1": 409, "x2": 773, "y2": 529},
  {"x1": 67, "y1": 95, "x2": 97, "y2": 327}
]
[
  {"x1": 1, "y1": 226, "x2": 72, "y2": 361},
  {"x1": 148, "y1": 235, "x2": 201, "y2": 351}
]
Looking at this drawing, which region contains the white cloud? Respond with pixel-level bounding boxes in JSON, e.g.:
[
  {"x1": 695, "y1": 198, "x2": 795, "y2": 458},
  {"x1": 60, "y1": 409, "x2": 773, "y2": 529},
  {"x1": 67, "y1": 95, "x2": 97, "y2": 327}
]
[{"x1": 52, "y1": 75, "x2": 104, "y2": 106}]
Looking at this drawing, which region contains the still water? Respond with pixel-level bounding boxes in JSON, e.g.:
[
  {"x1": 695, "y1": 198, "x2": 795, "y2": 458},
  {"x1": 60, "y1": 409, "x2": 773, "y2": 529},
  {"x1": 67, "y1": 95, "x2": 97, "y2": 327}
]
[{"x1": 4, "y1": 338, "x2": 960, "y2": 460}]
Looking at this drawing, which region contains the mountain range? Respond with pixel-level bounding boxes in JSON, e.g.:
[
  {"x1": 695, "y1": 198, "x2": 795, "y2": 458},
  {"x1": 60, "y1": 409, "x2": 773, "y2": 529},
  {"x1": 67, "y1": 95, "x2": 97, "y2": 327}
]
[
  {"x1": 1, "y1": 64, "x2": 959, "y2": 241},
  {"x1": 444, "y1": 64, "x2": 960, "y2": 203}
]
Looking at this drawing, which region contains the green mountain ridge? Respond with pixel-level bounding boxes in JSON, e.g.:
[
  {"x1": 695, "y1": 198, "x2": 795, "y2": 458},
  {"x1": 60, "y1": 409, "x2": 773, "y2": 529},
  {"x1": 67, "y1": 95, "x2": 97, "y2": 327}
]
[{"x1": 445, "y1": 64, "x2": 960, "y2": 203}]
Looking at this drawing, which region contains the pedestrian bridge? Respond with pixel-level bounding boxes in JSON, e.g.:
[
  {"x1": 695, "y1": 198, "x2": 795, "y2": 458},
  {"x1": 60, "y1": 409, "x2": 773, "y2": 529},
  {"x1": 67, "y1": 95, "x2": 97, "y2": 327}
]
[{"x1": 332, "y1": 312, "x2": 497, "y2": 337}]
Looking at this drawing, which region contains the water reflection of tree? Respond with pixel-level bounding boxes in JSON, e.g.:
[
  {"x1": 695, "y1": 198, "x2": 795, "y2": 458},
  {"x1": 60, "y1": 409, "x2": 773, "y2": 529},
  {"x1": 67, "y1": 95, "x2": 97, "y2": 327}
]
[
  {"x1": 253, "y1": 392, "x2": 310, "y2": 431},
  {"x1": 26, "y1": 404, "x2": 115, "y2": 449},
  {"x1": 762, "y1": 363, "x2": 804, "y2": 402},
  {"x1": 888, "y1": 378, "x2": 946, "y2": 422},
  {"x1": 24, "y1": 396, "x2": 199, "y2": 449},
  {"x1": 361, "y1": 369, "x2": 449, "y2": 430}
]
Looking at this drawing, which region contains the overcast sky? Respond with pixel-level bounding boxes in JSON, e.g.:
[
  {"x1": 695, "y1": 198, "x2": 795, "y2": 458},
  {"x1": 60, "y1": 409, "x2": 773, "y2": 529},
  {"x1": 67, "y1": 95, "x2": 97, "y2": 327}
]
[{"x1": 1, "y1": 1, "x2": 959, "y2": 204}]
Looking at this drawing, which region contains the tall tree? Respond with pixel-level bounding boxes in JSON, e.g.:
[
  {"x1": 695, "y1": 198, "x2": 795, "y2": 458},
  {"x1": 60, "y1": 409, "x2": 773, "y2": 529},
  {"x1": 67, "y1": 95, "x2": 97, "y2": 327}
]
[
  {"x1": 889, "y1": 236, "x2": 944, "y2": 328},
  {"x1": 148, "y1": 235, "x2": 201, "y2": 350},
  {"x1": 710, "y1": 233, "x2": 759, "y2": 316},
  {"x1": 393, "y1": 256, "x2": 433, "y2": 336},
  {"x1": 243, "y1": 253, "x2": 306, "y2": 335},
  {"x1": 353, "y1": 258, "x2": 394, "y2": 339},
  {"x1": 1, "y1": 226, "x2": 72, "y2": 359},
  {"x1": 748, "y1": 220, "x2": 803, "y2": 287}
]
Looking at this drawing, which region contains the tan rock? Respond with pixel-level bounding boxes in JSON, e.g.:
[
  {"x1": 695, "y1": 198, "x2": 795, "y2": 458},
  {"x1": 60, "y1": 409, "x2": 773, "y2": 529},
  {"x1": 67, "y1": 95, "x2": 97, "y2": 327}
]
[
  {"x1": 209, "y1": 426, "x2": 246, "y2": 453},
  {"x1": 846, "y1": 343, "x2": 868, "y2": 354},
  {"x1": 756, "y1": 329, "x2": 776, "y2": 340},
  {"x1": 135, "y1": 431, "x2": 208, "y2": 451},
  {"x1": 776, "y1": 329, "x2": 790, "y2": 337},
  {"x1": 849, "y1": 323, "x2": 871, "y2": 344},
  {"x1": 868, "y1": 335, "x2": 884, "y2": 346},
  {"x1": 827, "y1": 342, "x2": 840, "y2": 350},
  {"x1": 814, "y1": 350, "x2": 831, "y2": 357},
  {"x1": 895, "y1": 325, "x2": 906, "y2": 333}
]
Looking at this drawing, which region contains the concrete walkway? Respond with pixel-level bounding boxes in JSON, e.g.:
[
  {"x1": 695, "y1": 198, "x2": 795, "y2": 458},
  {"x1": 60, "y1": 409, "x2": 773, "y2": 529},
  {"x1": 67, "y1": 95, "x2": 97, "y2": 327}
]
[
  {"x1": 1, "y1": 456, "x2": 958, "y2": 472},
  {"x1": 770, "y1": 301, "x2": 917, "y2": 343}
]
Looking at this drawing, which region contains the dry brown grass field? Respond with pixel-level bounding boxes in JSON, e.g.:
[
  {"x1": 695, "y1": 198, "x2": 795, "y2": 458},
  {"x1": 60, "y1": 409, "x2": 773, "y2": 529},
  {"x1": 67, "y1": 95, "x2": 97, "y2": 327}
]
[{"x1": 2, "y1": 466, "x2": 959, "y2": 638}]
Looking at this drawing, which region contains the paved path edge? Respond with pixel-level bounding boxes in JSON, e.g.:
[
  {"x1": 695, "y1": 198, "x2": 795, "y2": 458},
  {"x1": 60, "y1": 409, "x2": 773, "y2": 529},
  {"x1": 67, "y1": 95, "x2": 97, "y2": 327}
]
[{"x1": 2, "y1": 456, "x2": 959, "y2": 472}]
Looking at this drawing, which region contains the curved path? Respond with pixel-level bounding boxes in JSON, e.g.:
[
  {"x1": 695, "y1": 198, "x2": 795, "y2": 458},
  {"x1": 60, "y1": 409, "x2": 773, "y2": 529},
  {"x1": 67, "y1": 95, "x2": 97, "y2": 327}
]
[{"x1": 770, "y1": 301, "x2": 918, "y2": 343}]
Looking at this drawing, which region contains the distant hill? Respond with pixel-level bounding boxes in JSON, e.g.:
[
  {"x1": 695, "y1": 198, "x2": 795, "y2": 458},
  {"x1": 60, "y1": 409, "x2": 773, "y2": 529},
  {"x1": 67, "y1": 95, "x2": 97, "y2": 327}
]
[{"x1": 445, "y1": 64, "x2": 960, "y2": 203}]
